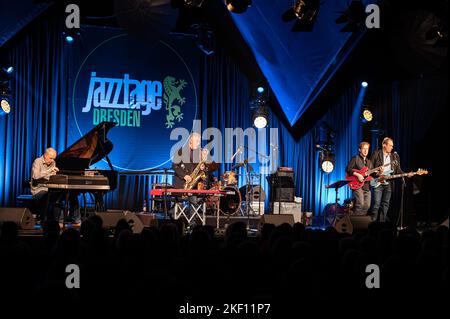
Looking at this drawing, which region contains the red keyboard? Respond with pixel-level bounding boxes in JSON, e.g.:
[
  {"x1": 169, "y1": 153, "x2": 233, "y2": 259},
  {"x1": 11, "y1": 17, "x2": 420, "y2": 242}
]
[{"x1": 150, "y1": 188, "x2": 231, "y2": 196}]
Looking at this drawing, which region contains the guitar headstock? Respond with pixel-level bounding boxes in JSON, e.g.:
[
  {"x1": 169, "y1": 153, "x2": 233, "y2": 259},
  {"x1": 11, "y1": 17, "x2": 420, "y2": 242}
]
[{"x1": 415, "y1": 168, "x2": 428, "y2": 175}]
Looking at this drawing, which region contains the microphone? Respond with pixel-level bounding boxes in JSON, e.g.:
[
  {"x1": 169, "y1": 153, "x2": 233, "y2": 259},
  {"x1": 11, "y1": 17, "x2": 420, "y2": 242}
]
[
  {"x1": 393, "y1": 151, "x2": 400, "y2": 165},
  {"x1": 230, "y1": 146, "x2": 242, "y2": 162}
]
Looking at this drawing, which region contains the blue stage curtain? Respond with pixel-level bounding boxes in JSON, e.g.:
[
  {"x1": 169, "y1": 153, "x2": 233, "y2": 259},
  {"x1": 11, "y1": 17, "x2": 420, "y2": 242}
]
[
  {"x1": 198, "y1": 48, "x2": 363, "y2": 217},
  {"x1": 268, "y1": 84, "x2": 363, "y2": 216},
  {"x1": 0, "y1": 12, "x2": 68, "y2": 206},
  {"x1": 1, "y1": 11, "x2": 447, "y2": 224}
]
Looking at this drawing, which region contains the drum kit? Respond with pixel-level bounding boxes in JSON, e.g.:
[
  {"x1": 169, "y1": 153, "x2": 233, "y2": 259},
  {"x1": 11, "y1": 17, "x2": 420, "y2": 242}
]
[{"x1": 206, "y1": 169, "x2": 242, "y2": 216}]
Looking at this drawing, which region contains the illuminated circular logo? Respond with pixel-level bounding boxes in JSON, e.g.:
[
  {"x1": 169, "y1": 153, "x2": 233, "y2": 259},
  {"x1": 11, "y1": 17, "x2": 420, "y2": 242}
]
[{"x1": 72, "y1": 34, "x2": 198, "y2": 171}]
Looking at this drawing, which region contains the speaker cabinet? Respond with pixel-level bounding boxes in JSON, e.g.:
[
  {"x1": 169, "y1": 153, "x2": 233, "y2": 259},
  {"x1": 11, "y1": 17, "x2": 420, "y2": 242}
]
[
  {"x1": 96, "y1": 211, "x2": 144, "y2": 233},
  {"x1": 270, "y1": 188, "x2": 295, "y2": 202},
  {"x1": 239, "y1": 185, "x2": 266, "y2": 201},
  {"x1": 0, "y1": 207, "x2": 35, "y2": 230},
  {"x1": 333, "y1": 215, "x2": 372, "y2": 234}
]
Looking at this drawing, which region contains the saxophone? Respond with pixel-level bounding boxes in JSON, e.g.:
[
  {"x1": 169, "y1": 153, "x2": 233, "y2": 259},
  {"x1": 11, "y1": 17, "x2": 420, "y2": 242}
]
[{"x1": 184, "y1": 157, "x2": 207, "y2": 190}]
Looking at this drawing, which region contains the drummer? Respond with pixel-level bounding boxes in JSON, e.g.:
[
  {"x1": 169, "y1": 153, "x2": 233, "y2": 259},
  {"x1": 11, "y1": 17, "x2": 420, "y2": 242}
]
[{"x1": 222, "y1": 171, "x2": 237, "y2": 186}]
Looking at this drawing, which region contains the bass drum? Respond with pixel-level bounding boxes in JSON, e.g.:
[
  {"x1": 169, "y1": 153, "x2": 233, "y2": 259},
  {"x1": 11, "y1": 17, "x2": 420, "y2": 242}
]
[{"x1": 220, "y1": 186, "x2": 241, "y2": 216}]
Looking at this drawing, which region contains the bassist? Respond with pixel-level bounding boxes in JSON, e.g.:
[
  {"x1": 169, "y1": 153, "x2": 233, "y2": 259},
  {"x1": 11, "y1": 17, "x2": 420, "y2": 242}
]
[{"x1": 370, "y1": 137, "x2": 413, "y2": 222}]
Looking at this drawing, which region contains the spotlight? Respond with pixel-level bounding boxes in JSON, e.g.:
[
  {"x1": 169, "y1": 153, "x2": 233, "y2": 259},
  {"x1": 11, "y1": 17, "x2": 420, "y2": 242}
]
[
  {"x1": 251, "y1": 85, "x2": 269, "y2": 128},
  {"x1": 317, "y1": 141, "x2": 335, "y2": 173},
  {"x1": 335, "y1": 0, "x2": 365, "y2": 32},
  {"x1": 252, "y1": 100, "x2": 269, "y2": 129},
  {"x1": 252, "y1": 101, "x2": 269, "y2": 128},
  {"x1": 5, "y1": 66, "x2": 13, "y2": 74},
  {"x1": 65, "y1": 35, "x2": 74, "y2": 43},
  {"x1": 361, "y1": 108, "x2": 373, "y2": 123},
  {"x1": 320, "y1": 154, "x2": 334, "y2": 173},
  {"x1": 63, "y1": 30, "x2": 79, "y2": 44},
  {"x1": 282, "y1": 0, "x2": 320, "y2": 32},
  {"x1": 225, "y1": 0, "x2": 252, "y2": 14},
  {"x1": 0, "y1": 97, "x2": 11, "y2": 115},
  {"x1": 361, "y1": 81, "x2": 368, "y2": 87},
  {"x1": 253, "y1": 112, "x2": 268, "y2": 129}
]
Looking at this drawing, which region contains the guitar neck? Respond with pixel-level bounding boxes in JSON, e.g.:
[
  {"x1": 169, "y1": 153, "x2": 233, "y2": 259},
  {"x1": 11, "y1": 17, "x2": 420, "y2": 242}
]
[{"x1": 384, "y1": 172, "x2": 412, "y2": 180}]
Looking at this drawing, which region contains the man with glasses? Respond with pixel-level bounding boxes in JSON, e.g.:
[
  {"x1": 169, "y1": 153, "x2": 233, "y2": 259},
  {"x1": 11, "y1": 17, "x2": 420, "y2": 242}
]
[{"x1": 31, "y1": 148, "x2": 79, "y2": 223}]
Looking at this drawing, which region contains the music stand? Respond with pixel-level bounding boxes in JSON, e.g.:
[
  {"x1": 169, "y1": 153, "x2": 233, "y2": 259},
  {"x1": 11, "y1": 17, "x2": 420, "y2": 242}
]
[{"x1": 325, "y1": 180, "x2": 350, "y2": 227}]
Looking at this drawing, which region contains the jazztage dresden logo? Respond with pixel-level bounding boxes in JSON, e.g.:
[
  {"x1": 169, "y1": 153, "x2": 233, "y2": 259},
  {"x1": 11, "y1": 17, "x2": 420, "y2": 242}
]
[{"x1": 83, "y1": 72, "x2": 187, "y2": 128}]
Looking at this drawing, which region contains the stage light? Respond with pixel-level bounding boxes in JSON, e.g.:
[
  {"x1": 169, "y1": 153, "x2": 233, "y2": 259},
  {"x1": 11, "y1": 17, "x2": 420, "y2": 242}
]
[
  {"x1": 318, "y1": 144, "x2": 335, "y2": 173},
  {"x1": 65, "y1": 35, "x2": 74, "y2": 43},
  {"x1": 225, "y1": 0, "x2": 252, "y2": 14},
  {"x1": 335, "y1": 1, "x2": 365, "y2": 32},
  {"x1": 361, "y1": 108, "x2": 373, "y2": 123},
  {"x1": 5, "y1": 66, "x2": 13, "y2": 74},
  {"x1": 63, "y1": 30, "x2": 79, "y2": 44},
  {"x1": 253, "y1": 113, "x2": 268, "y2": 129},
  {"x1": 251, "y1": 89, "x2": 269, "y2": 128},
  {"x1": 361, "y1": 81, "x2": 368, "y2": 87},
  {"x1": 282, "y1": 0, "x2": 320, "y2": 32},
  {"x1": 0, "y1": 97, "x2": 11, "y2": 115},
  {"x1": 320, "y1": 155, "x2": 335, "y2": 173},
  {"x1": 321, "y1": 158, "x2": 335, "y2": 173}
]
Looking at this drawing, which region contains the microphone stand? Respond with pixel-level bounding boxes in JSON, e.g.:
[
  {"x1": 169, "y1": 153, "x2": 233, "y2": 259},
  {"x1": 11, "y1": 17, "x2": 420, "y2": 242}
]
[
  {"x1": 393, "y1": 153, "x2": 406, "y2": 229},
  {"x1": 397, "y1": 175, "x2": 406, "y2": 229},
  {"x1": 163, "y1": 167, "x2": 169, "y2": 219}
]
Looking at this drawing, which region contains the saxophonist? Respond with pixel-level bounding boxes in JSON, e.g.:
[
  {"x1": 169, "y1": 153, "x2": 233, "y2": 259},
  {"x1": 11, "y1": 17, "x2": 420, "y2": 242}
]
[{"x1": 172, "y1": 132, "x2": 209, "y2": 189}]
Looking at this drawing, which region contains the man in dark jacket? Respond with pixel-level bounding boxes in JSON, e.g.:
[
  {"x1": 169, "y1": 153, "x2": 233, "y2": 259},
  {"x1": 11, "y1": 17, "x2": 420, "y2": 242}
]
[
  {"x1": 346, "y1": 141, "x2": 374, "y2": 215},
  {"x1": 370, "y1": 137, "x2": 413, "y2": 222},
  {"x1": 172, "y1": 132, "x2": 209, "y2": 189}
]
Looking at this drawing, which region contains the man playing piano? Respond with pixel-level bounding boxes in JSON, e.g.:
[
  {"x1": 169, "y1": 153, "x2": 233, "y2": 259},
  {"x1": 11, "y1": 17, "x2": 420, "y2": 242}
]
[{"x1": 31, "y1": 148, "x2": 79, "y2": 223}]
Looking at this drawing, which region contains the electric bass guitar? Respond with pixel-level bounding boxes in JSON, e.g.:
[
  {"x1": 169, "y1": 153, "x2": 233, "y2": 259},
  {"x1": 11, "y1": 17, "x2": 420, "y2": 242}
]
[
  {"x1": 346, "y1": 163, "x2": 390, "y2": 190},
  {"x1": 370, "y1": 168, "x2": 428, "y2": 188}
]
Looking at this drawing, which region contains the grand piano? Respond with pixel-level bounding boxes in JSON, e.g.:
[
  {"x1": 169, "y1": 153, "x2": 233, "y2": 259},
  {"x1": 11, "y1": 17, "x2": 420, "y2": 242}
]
[{"x1": 39, "y1": 121, "x2": 118, "y2": 213}]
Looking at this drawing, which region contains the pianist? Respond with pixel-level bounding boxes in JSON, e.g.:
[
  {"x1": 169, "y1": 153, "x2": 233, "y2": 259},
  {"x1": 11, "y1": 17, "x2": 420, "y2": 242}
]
[
  {"x1": 31, "y1": 148, "x2": 79, "y2": 223},
  {"x1": 31, "y1": 148, "x2": 59, "y2": 197}
]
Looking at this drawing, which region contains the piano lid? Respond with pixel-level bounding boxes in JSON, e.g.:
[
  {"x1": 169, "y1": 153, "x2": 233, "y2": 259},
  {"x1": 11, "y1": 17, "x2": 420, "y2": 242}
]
[{"x1": 56, "y1": 121, "x2": 117, "y2": 171}]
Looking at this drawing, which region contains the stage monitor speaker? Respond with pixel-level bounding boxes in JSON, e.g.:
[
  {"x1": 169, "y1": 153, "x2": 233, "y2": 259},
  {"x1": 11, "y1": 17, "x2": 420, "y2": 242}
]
[
  {"x1": 124, "y1": 211, "x2": 145, "y2": 234},
  {"x1": 96, "y1": 211, "x2": 144, "y2": 233},
  {"x1": 259, "y1": 214, "x2": 295, "y2": 230},
  {"x1": 0, "y1": 207, "x2": 35, "y2": 230},
  {"x1": 333, "y1": 215, "x2": 372, "y2": 234}
]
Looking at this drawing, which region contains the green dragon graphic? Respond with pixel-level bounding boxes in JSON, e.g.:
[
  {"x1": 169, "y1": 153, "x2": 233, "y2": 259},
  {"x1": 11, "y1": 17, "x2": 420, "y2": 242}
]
[{"x1": 163, "y1": 76, "x2": 187, "y2": 128}]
